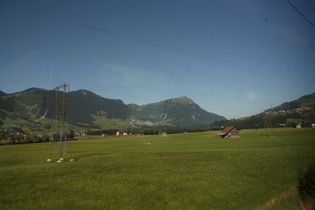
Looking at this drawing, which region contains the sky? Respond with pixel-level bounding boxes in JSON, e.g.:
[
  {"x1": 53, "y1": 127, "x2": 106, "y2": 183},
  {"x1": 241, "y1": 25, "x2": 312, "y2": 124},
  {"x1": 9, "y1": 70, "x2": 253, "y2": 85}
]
[{"x1": 0, "y1": 0, "x2": 315, "y2": 119}]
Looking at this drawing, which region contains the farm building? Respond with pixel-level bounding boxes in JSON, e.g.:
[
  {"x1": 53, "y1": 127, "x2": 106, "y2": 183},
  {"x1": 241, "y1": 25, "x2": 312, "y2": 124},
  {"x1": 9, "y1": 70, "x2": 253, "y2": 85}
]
[
  {"x1": 116, "y1": 130, "x2": 128, "y2": 136},
  {"x1": 217, "y1": 126, "x2": 240, "y2": 138}
]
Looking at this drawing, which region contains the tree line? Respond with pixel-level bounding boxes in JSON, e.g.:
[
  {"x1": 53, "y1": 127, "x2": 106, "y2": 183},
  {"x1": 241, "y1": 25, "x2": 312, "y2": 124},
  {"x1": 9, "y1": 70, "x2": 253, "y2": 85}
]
[{"x1": 0, "y1": 128, "x2": 75, "y2": 145}]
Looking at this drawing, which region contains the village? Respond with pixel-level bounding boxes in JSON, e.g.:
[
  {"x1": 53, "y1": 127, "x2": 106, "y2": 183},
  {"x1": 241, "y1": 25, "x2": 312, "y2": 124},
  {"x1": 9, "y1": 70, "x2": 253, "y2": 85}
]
[{"x1": 264, "y1": 106, "x2": 313, "y2": 115}]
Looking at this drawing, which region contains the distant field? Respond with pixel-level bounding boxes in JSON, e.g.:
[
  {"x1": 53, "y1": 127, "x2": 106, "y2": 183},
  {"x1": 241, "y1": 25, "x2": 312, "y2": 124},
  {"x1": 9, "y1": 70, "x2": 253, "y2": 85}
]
[{"x1": 0, "y1": 128, "x2": 314, "y2": 209}]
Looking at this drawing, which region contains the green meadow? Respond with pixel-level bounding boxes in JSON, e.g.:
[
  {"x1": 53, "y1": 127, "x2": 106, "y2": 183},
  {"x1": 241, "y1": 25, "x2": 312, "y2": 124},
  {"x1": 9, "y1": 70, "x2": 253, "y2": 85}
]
[{"x1": 0, "y1": 128, "x2": 314, "y2": 209}]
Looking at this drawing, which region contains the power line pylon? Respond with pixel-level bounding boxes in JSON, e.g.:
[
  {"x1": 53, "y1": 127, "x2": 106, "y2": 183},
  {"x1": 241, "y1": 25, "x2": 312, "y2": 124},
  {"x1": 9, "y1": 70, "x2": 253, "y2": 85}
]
[
  {"x1": 263, "y1": 110, "x2": 273, "y2": 137},
  {"x1": 47, "y1": 83, "x2": 73, "y2": 162}
]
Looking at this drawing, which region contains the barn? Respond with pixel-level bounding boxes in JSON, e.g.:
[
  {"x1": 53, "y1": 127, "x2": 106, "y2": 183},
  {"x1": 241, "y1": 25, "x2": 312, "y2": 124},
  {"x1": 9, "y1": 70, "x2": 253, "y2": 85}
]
[
  {"x1": 116, "y1": 130, "x2": 127, "y2": 136},
  {"x1": 217, "y1": 126, "x2": 240, "y2": 138}
]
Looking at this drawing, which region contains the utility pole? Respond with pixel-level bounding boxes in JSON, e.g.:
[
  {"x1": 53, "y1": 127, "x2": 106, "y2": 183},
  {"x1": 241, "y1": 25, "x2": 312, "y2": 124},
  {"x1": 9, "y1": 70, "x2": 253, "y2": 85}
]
[
  {"x1": 263, "y1": 109, "x2": 273, "y2": 137},
  {"x1": 47, "y1": 83, "x2": 73, "y2": 162}
]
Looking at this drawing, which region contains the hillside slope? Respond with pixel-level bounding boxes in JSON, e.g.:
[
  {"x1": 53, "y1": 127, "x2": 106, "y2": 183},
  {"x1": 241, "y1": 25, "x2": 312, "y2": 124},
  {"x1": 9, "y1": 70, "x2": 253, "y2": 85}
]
[
  {"x1": 129, "y1": 96, "x2": 226, "y2": 127},
  {"x1": 213, "y1": 92, "x2": 315, "y2": 128},
  {"x1": 0, "y1": 88, "x2": 226, "y2": 131}
]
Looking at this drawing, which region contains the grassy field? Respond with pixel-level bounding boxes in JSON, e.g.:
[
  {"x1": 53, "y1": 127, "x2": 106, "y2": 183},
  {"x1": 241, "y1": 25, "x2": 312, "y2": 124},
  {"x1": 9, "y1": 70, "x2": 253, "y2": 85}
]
[{"x1": 0, "y1": 128, "x2": 314, "y2": 209}]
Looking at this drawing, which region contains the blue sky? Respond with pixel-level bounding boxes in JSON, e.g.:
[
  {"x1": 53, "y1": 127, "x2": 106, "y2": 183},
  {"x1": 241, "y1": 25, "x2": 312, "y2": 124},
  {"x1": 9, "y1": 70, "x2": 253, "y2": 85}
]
[{"x1": 1, "y1": 0, "x2": 315, "y2": 119}]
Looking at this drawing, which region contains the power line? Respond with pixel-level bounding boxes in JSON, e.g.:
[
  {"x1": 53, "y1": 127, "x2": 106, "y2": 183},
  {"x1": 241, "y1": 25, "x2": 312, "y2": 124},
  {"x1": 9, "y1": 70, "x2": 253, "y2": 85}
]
[{"x1": 287, "y1": 0, "x2": 315, "y2": 28}]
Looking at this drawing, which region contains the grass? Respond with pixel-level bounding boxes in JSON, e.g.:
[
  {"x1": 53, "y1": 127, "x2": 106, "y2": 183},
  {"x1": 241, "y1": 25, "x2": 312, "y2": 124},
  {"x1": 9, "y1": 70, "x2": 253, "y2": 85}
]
[{"x1": 0, "y1": 128, "x2": 314, "y2": 209}]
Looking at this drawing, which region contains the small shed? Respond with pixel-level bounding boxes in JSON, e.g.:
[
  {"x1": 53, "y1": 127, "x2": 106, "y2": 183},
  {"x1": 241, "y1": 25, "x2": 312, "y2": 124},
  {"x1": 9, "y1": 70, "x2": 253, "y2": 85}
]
[
  {"x1": 116, "y1": 130, "x2": 125, "y2": 136},
  {"x1": 217, "y1": 126, "x2": 240, "y2": 138}
]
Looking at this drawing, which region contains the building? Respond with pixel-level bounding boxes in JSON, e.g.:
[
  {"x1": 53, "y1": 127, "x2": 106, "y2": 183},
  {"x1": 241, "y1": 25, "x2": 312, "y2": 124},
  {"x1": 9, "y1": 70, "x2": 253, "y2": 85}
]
[
  {"x1": 116, "y1": 130, "x2": 127, "y2": 136},
  {"x1": 217, "y1": 126, "x2": 240, "y2": 138}
]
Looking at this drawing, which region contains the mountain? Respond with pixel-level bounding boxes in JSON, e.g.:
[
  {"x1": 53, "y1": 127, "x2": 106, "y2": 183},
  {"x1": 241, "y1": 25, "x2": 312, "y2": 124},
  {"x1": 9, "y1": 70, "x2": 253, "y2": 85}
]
[
  {"x1": 129, "y1": 96, "x2": 226, "y2": 127},
  {"x1": 0, "y1": 88, "x2": 226, "y2": 131},
  {"x1": 266, "y1": 92, "x2": 315, "y2": 112},
  {"x1": 67, "y1": 89, "x2": 129, "y2": 127},
  {"x1": 0, "y1": 90, "x2": 6, "y2": 97},
  {"x1": 212, "y1": 92, "x2": 315, "y2": 129}
]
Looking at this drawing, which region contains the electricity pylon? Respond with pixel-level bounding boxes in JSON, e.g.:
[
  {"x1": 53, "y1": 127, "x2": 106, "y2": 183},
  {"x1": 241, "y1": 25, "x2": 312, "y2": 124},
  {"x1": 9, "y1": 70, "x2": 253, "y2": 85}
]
[
  {"x1": 47, "y1": 83, "x2": 73, "y2": 162},
  {"x1": 263, "y1": 110, "x2": 273, "y2": 137}
]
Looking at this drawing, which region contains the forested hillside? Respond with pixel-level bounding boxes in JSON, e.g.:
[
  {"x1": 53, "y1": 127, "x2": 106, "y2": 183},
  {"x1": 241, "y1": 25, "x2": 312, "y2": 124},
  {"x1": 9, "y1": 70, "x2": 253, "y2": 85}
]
[
  {"x1": 0, "y1": 88, "x2": 226, "y2": 132},
  {"x1": 213, "y1": 92, "x2": 315, "y2": 129}
]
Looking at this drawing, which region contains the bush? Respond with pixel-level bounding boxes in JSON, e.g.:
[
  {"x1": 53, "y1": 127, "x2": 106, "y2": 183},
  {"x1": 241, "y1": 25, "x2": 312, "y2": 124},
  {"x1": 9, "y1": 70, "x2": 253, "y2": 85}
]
[
  {"x1": 297, "y1": 163, "x2": 315, "y2": 202},
  {"x1": 67, "y1": 130, "x2": 75, "y2": 140}
]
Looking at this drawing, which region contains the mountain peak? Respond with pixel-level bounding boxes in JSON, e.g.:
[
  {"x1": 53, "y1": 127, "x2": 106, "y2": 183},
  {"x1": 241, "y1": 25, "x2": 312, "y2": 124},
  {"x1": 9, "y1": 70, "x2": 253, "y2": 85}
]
[
  {"x1": 0, "y1": 90, "x2": 7, "y2": 96},
  {"x1": 76, "y1": 89, "x2": 91, "y2": 96},
  {"x1": 172, "y1": 96, "x2": 194, "y2": 104},
  {"x1": 22, "y1": 87, "x2": 48, "y2": 93}
]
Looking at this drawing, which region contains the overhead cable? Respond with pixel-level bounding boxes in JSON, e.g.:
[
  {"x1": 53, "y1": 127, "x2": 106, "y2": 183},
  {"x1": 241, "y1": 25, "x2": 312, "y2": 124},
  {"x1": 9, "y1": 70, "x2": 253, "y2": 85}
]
[{"x1": 287, "y1": 0, "x2": 315, "y2": 28}]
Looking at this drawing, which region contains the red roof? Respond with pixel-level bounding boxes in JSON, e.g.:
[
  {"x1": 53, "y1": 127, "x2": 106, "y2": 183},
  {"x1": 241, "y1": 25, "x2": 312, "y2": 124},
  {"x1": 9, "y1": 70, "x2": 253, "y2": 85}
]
[{"x1": 221, "y1": 126, "x2": 237, "y2": 134}]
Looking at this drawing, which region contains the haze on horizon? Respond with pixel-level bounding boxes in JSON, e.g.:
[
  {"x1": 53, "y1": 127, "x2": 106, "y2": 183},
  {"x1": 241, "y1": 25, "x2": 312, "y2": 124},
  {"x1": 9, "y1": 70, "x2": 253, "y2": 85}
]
[{"x1": 0, "y1": 0, "x2": 315, "y2": 119}]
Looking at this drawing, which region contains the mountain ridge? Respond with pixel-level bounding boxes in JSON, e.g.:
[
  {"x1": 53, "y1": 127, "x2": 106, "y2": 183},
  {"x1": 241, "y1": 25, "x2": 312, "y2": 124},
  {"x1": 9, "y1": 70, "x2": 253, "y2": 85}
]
[
  {"x1": 212, "y1": 92, "x2": 315, "y2": 128},
  {"x1": 0, "y1": 88, "x2": 226, "y2": 131}
]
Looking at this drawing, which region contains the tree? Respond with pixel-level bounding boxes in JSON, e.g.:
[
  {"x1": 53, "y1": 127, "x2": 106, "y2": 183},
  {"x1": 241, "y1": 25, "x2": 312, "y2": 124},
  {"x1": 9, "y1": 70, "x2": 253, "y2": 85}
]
[
  {"x1": 297, "y1": 163, "x2": 315, "y2": 202},
  {"x1": 67, "y1": 130, "x2": 75, "y2": 140}
]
